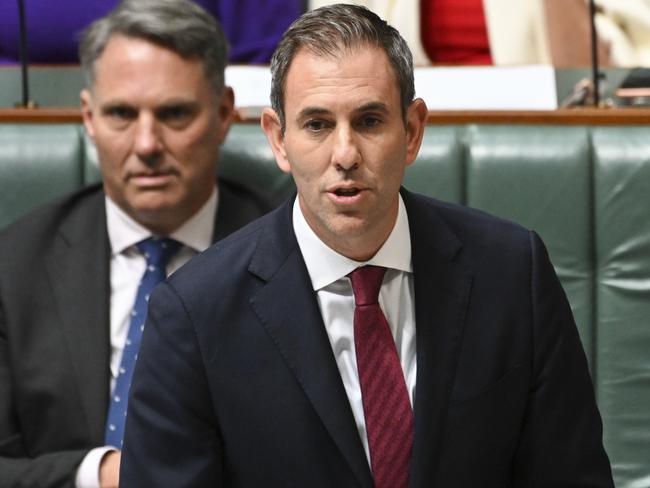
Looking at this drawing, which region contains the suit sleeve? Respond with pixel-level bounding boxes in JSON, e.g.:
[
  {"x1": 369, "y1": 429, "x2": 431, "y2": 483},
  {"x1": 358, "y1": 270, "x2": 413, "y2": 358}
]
[
  {"x1": 120, "y1": 281, "x2": 223, "y2": 487},
  {"x1": 512, "y1": 231, "x2": 614, "y2": 486},
  {"x1": 0, "y1": 299, "x2": 88, "y2": 488}
]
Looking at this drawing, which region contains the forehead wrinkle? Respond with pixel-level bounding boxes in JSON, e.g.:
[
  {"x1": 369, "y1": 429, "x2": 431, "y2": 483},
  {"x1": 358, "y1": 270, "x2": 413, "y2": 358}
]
[
  {"x1": 92, "y1": 35, "x2": 212, "y2": 100},
  {"x1": 307, "y1": 71, "x2": 384, "y2": 91},
  {"x1": 285, "y1": 46, "x2": 401, "y2": 124},
  {"x1": 297, "y1": 78, "x2": 388, "y2": 109},
  {"x1": 299, "y1": 77, "x2": 376, "y2": 98}
]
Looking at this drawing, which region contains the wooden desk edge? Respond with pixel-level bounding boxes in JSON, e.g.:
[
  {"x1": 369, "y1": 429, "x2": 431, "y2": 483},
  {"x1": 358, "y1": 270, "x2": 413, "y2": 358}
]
[{"x1": 1, "y1": 107, "x2": 650, "y2": 125}]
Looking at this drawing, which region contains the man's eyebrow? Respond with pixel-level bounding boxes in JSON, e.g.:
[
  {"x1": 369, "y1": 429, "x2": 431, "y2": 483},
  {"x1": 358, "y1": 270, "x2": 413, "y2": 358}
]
[
  {"x1": 353, "y1": 102, "x2": 389, "y2": 114},
  {"x1": 99, "y1": 101, "x2": 135, "y2": 113},
  {"x1": 157, "y1": 98, "x2": 199, "y2": 108},
  {"x1": 155, "y1": 100, "x2": 201, "y2": 114},
  {"x1": 297, "y1": 102, "x2": 389, "y2": 120},
  {"x1": 297, "y1": 107, "x2": 332, "y2": 119}
]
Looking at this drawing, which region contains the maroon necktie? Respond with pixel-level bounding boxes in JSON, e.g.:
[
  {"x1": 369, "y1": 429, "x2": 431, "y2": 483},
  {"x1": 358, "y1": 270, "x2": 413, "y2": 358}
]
[{"x1": 349, "y1": 265, "x2": 413, "y2": 488}]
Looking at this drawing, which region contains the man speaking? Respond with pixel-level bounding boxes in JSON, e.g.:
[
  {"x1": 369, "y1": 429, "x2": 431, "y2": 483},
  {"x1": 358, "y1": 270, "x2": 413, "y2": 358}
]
[{"x1": 121, "y1": 4, "x2": 613, "y2": 487}]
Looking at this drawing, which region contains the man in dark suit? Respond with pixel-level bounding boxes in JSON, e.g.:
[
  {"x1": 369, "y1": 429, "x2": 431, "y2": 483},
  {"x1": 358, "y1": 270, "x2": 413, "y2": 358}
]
[
  {"x1": 121, "y1": 4, "x2": 614, "y2": 487},
  {"x1": 0, "y1": 1, "x2": 271, "y2": 487}
]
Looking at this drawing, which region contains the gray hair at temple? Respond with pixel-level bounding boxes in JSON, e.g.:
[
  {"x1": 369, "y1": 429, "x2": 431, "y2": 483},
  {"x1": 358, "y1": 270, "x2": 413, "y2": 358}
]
[
  {"x1": 79, "y1": 0, "x2": 229, "y2": 95},
  {"x1": 269, "y1": 3, "x2": 415, "y2": 130}
]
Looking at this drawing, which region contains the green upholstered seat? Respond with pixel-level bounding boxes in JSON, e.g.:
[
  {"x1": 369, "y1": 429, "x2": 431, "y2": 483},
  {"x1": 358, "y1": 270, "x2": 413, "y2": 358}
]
[
  {"x1": 465, "y1": 125, "x2": 595, "y2": 370},
  {"x1": 219, "y1": 124, "x2": 294, "y2": 206},
  {"x1": 404, "y1": 126, "x2": 463, "y2": 204},
  {"x1": 0, "y1": 124, "x2": 84, "y2": 229},
  {"x1": 593, "y1": 127, "x2": 650, "y2": 488}
]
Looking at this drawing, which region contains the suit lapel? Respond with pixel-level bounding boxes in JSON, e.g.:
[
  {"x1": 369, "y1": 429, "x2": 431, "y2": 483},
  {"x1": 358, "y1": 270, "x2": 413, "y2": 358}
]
[
  {"x1": 249, "y1": 200, "x2": 373, "y2": 488},
  {"x1": 46, "y1": 192, "x2": 111, "y2": 442},
  {"x1": 401, "y1": 191, "x2": 473, "y2": 486}
]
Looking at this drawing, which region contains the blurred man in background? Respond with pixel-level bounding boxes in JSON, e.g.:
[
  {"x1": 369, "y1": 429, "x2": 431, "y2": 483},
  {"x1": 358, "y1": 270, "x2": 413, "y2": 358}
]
[{"x1": 0, "y1": 1, "x2": 271, "y2": 486}]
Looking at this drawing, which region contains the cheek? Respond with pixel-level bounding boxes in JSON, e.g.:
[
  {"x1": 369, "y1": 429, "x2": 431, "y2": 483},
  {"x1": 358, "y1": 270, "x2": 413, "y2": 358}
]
[
  {"x1": 368, "y1": 139, "x2": 408, "y2": 181},
  {"x1": 285, "y1": 140, "x2": 330, "y2": 182},
  {"x1": 167, "y1": 123, "x2": 221, "y2": 171},
  {"x1": 96, "y1": 146, "x2": 127, "y2": 182},
  {"x1": 94, "y1": 125, "x2": 132, "y2": 169}
]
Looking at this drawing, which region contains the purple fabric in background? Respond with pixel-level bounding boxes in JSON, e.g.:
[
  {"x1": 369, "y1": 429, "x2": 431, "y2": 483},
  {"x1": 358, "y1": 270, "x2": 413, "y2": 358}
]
[
  {"x1": 214, "y1": 0, "x2": 302, "y2": 63},
  {"x1": 0, "y1": 0, "x2": 303, "y2": 64}
]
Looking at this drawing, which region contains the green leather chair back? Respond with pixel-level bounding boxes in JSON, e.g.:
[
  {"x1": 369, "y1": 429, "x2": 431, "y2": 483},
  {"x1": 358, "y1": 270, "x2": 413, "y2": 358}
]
[
  {"x1": 404, "y1": 126, "x2": 464, "y2": 204},
  {"x1": 0, "y1": 125, "x2": 84, "y2": 227},
  {"x1": 593, "y1": 127, "x2": 650, "y2": 486},
  {"x1": 464, "y1": 125, "x2": 595, "y2": 370}
]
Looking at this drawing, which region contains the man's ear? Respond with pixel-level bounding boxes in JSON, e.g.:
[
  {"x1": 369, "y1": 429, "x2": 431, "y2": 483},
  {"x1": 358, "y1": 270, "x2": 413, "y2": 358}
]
[
  {"x1": 216, "y1": 86, "x2": 235, "y2": 144},
  {"x1": 404, "y1": 98, "x2": 428, "y2": 167},
  {"x1": 80, "y1": 89, "x2": 96, "y2": 141},
  {"x1": 261, "y1": 107, "x2": 291, "y2": 174}
]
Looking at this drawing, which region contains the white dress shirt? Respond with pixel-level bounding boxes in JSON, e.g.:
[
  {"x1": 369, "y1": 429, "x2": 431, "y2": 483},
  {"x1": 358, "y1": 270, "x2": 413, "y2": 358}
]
[
  {"x1": 292, "y1": 195, "x2": 417, "y2": 463},
  {"x1": 75, "y1": 187, "x2": 218, "y2": 488}
]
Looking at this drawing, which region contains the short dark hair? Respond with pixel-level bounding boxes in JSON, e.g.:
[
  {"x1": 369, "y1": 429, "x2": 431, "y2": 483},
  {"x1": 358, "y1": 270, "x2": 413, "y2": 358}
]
[
  {"x1": 79, "y1": 0, "x2": 229, "y2": 95},
  {"x1": 269, "y1": 3, "x2": 415, "y2": 129}
]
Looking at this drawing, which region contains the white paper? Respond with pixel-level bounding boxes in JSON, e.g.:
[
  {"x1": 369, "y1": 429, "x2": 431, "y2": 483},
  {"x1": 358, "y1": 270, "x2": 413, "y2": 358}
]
[
  {"x1": 226, "y1": 64, "x2": 558, "y2": 111},
  {"x1": 225, "y1": 65, "x2": 272, "y2": 108},
  {"x1": 415, "y1": 65, "x2": 557, "y2": 110}
]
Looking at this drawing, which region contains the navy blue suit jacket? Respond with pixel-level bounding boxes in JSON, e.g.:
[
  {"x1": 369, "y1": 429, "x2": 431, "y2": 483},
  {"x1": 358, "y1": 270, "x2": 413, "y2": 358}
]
[{"x1": 121, "y1": 189, "x2": 613, "y2": 487}]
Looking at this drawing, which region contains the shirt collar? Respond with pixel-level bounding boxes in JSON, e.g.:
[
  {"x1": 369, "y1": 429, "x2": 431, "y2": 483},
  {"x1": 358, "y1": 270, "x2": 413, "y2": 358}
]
[
  {"x1": 105, "y1": 185, "x2": 218, "y2": 256},
  {"x1": 293, "y1": 194, "x2": 412, "y2": 291}
]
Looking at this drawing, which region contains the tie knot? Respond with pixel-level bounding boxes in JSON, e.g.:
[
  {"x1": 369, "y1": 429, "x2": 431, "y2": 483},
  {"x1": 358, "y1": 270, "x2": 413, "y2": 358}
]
[
  {"x1": 136, "y1": 237, "x2": 182, "y2": 269},
  {"x1": 349, "y1": 265, "x2": 387, "y2": 306}
]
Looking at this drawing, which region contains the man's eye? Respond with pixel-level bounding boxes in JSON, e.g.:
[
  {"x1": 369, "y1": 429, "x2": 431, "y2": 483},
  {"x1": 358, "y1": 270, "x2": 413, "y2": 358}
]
[
  {"x1": 305, "y1": 119, "x2": 327, "y2": 132},
  {"x1": 358, "y1": 116, "x2": 381, "y2": 129},
  {"x1": 106, "y1": 106, "x2": 137, "y2": 120},
  {"x1": 157, "y1": 106, "x2": 195, "y2": 128},
  {"x1": 158, "y1": 107, "x2": 191, "y2": 121}
]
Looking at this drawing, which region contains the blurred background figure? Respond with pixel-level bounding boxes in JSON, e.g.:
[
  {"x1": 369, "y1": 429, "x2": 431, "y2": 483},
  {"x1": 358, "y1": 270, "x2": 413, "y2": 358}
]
[
  {"x1": 0, "y1": 0, "x2": 303, "y2": 64},
  {"x1": 0, "y1": 1, "x2": 273, "y2": 486},
  {"x1": 310, "y1": 0, "x2": 650, "y2": 67},
  {"x1": 590, "y1": 0, "x2": 650, "y2": 66},
  {"x1": 2, "y1": 0, "x2": 649, "y2": 68},
  {"x1": 309, "y1": 0, "x2": 431, "y2": 64}
]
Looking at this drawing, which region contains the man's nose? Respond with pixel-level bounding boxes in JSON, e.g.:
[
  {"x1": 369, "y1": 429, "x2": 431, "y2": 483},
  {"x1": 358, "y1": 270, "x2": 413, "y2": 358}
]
[
  {"x1": 331, "y1": 126, "x2": 360, "y2": 171},
  {"x1": 134, "y1": 113, "x2": 163, "y2": 163}
]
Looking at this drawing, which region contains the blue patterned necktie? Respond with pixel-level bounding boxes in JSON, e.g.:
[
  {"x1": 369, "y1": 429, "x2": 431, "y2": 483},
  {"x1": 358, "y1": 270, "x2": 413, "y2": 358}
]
[{"x1": 105, "y1": 237, "x2": 182, "y2": 448}]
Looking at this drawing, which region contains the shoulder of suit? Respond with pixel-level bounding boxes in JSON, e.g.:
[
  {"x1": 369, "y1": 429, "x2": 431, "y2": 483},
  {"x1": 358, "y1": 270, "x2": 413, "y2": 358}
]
[
  {"x1": 168, "y1": 200, "x2": 285, "y2": 292},
  {"x1": 0, "y1": 183, "x2": 105, "y2": 253},
  {"x1": 403, "y1": 190, "x2": 531, "y2": 245}
]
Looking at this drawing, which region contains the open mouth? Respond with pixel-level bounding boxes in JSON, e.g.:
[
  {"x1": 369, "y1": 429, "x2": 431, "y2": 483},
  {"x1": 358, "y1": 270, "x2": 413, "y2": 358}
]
[{"x1": 334, "y1": 187, "x2": 360, "y2": 197}]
